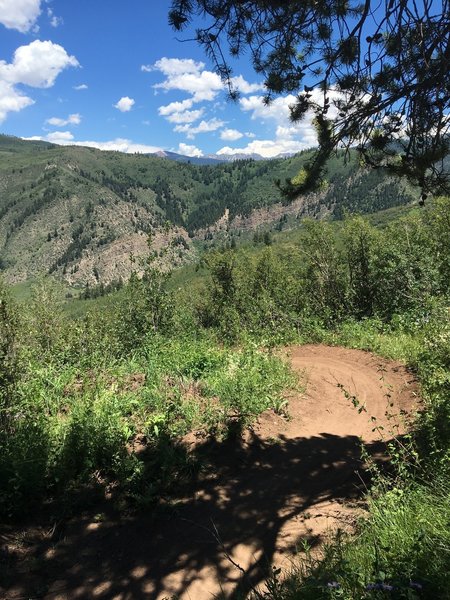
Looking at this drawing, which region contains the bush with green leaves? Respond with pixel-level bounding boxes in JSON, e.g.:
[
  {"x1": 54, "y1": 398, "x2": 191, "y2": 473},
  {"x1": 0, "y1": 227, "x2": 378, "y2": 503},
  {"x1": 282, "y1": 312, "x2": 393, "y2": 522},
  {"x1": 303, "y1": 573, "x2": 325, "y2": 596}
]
[
  {"x1": 0, "y1": 279, "x2": 20, "y2": 408},
  {"x1": 414, "y1": 307, "x2": 450, "y2": 475},
  {"x1": 115, "y1": 266, "x2": 173, "y2": 352},
  {"x1": 203, "y1": 344, "x2": 295, "y2": 426}
]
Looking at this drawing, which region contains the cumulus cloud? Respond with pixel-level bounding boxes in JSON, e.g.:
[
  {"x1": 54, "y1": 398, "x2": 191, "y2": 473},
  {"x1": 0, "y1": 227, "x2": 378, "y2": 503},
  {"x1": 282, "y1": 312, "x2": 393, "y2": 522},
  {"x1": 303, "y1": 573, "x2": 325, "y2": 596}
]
[
  {"x1": 0, "y1": 0, "x2": 41, "y2": 33},
  {"x1": 151, "y1": 57, "x2": 264, "y2": 133},
  {"x1": 114, "y1": 96, "x2": 135, "y2": 112},
  {"x1": 177, "y1": 143, "x2": 203, "y2": 157},
  {"x1": 46, "y1": 113, "x2": 81, "y2": 127},
  {"x1": 158, "y1": 98, "x2": 194, "y2": 116},
  {"x1": 23, "y1": 134, "x2": 162, "y2": 154},
  {"x1": 220, "y1": 128, "x2": 244, "y2": 141},
  {"x1": 0, "y1": 40, "x2": 79, "y2": 88},
  {"x1": 73, "y1": 83, "x2": 88, "y2": 90},
  {"x1": 154, "y1": 62, "x2": 222, "y2": 103},
  {"x1": 240, "y1": 94, "x2": 299, "y2": 123},
  {"x1": 152, "y1": 58, "x2": 263, "y2": 99},
  {"x1": 216, "y1": 139, "x2": 308, "y2": 158},
  {"x1": 230, "y1": 75, "x2": 265, "y2": 95},
  {"x1": 0, "y1": 40, "x2": 79, "y2": 122},
  {"x1": 153, "y1": 57, "x2": 205, "y2": 77},
  {"x1": 174, "y1": 118, "x2": 225, "y2": 139},
  {"x1": 236, "y1": 90, "x2": 343, "y2": 156},
  {"x1": 0, "y1": 81, "x2": 34, "y2": 123},
  {"x1": 46, "y1": 130, "x2": 74, "y2": 143},
  {"x1": 47, "y1": 7, "x2": 62, "y2": 28},
  {"x1": 165, "y1": 109, "x2": 204, "y2": 124}
]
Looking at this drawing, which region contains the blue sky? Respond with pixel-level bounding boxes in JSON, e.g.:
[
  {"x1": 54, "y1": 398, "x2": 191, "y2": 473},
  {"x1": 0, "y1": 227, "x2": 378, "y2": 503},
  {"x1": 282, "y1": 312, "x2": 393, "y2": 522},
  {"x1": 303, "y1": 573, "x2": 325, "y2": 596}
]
[{"x1": 0, "y1": 0, "x2": 321, "y2": 157}]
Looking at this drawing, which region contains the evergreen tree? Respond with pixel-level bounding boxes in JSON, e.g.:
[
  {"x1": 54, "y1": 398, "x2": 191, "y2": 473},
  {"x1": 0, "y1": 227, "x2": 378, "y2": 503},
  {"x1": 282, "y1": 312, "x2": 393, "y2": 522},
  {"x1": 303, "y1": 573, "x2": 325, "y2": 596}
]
[{"x1": 170, "y1": 0, "x2": 450, "y2": 197}]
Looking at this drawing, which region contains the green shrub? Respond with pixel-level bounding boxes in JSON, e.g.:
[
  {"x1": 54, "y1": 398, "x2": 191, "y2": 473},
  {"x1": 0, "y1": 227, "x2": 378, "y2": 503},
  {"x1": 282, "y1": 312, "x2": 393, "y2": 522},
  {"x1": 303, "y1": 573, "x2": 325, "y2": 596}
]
[
  {"x1": 415, "y1": 307, "x2": 450, "y2": 473},
  {"x1": 204, "y1": 344, "x2": 296, "y2": 427},
  {"x1": 0, "y1": 413, "x2": 51, "y2": 518},
  {"x1": 59, "y1": 391, "x2": 133, "y2": 482}
]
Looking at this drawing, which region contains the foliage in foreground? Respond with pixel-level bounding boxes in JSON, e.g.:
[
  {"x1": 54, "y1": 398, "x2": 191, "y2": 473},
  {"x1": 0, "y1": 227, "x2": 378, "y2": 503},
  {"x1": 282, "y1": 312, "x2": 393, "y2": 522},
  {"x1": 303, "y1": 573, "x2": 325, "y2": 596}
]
[
  {"x1": 0, "y1": 198, "x2": 449, "y2": 598},
  {"x1": 259, "y1": 480, "x2": 450, "y2": 599},
  {"x1": 0, "y1": 287, "x2": 294, "y2": 517}
]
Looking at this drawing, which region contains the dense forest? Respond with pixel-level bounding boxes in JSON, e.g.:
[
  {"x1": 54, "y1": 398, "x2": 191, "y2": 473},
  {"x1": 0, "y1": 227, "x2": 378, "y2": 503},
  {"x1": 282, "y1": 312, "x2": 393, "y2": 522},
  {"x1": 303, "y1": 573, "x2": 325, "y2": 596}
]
[{"x1": 1, "y1": 196, "x2": 449, "y2": 597}]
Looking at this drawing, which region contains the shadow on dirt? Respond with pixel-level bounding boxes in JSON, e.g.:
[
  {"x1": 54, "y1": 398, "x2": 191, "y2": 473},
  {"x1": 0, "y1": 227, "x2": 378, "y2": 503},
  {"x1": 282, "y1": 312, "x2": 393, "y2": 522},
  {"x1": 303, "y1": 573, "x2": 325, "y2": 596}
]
[{"x1": 3, "y1": 430, "x2": 388, "y2": 599}]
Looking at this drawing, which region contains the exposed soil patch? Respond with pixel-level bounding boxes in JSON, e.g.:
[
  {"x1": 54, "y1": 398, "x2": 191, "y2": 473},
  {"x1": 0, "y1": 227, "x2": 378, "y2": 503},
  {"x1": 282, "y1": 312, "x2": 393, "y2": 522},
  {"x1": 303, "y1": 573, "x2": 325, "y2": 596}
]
[{"x1": 1, "y1": 345, "x2": 419, "y2": 600}]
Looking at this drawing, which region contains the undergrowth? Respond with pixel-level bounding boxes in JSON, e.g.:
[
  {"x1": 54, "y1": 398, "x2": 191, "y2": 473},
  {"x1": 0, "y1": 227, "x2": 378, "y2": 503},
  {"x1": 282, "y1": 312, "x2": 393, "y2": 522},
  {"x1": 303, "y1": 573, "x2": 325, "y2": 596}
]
[
  {"x1": 0, "y1": 317, "x2": 295, "y2": 518},
  {"x1": 1, "y1": 201, "x2": 449, "y2": 597}
]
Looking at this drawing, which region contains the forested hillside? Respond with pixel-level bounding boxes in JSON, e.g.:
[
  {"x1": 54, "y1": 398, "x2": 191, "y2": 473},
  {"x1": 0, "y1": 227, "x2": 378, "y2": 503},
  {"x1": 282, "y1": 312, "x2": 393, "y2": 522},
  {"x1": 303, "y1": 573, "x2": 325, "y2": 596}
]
[{"x1": 0, "y1": 135, "x2": 417, "y2": 286}]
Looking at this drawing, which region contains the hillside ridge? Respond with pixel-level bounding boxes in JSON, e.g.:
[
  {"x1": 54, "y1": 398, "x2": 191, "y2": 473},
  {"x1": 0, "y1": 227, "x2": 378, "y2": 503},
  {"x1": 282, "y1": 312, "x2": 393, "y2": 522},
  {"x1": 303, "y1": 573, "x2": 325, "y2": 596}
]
[{"x1": 0, "y1": 135, "x2": 417, "y2": 287}]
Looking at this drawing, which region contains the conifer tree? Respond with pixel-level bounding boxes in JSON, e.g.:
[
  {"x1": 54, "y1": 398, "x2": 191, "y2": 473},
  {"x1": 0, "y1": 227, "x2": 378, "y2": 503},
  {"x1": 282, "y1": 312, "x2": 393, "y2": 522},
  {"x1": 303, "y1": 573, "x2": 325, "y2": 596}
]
[{"x1": 169, "y1": 0, "x2": 450, "y2": 198}]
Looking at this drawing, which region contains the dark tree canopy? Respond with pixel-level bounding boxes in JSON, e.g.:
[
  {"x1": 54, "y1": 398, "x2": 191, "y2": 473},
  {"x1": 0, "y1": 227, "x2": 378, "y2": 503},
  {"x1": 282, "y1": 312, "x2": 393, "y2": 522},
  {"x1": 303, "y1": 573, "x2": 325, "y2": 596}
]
[{"x1": 169, "y1": 0, "x2": 450, "y2": 199}]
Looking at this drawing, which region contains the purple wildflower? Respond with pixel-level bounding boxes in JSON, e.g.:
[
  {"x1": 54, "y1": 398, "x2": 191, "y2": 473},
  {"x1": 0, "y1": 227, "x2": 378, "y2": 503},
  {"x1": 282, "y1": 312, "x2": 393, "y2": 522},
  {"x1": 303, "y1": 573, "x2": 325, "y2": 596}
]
[
  {"x1": 366, "y1": 582, "x2": 396, "y2": 592},
  {"x1": 366, "y1": 583, "x2": 382, "y2": 590},
  {"x1": 327, "y1": 581, "x2": 340, "y2": 589},
  {"x1": 409, "y1": 581, "x2": 423, "y2": 590}
]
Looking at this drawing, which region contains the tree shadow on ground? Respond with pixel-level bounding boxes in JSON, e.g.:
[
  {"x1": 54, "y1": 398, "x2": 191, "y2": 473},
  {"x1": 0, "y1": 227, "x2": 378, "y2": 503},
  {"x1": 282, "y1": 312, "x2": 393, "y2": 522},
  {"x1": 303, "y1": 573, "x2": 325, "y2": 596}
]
[{"x1": 3, "y1": 430, "x2": 389, "y2": 599}]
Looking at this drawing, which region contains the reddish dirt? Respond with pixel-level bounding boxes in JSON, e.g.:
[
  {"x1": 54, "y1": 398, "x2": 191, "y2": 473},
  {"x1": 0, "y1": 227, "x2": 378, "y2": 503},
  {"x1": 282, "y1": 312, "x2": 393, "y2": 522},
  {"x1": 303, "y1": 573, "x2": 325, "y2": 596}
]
[{"x1": 1, "y1": 345, "x2": 419, "y2": 600}]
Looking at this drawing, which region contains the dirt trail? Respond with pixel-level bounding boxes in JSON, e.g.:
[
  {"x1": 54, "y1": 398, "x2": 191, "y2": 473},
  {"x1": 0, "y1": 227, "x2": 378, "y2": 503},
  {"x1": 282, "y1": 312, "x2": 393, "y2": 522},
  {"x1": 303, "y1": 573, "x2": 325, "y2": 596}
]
[{"x1": 2, "y1": 345, "x2": 418, "y2": 600}]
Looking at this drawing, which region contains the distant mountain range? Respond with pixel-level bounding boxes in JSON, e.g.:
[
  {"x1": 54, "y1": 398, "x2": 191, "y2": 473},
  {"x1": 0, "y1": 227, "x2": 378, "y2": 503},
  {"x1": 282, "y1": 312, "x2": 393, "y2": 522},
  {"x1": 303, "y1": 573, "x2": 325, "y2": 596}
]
[{"x1": 150, "y1": 149, "x2": 294, "y2": 165}]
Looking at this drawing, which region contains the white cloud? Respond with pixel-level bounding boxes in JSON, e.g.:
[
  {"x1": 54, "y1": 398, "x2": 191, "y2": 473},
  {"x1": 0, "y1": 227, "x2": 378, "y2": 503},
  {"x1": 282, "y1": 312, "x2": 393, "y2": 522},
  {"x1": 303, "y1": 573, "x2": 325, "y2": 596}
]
[
  {"x1": 0, "y1": 81, "x2": 34, "y2": 123},
  {"x1": 238, "y1": 91, "x2": 342, "y2": 154},
  {"x1": 177, "y1": 143, "x2": 203, "y2": 157},
  {"x1": 23, "y1": 134, "x2": 162, "y2": 154},
  {"x1": 240, "y1": 94, "x2": 298, "y2": 123},
  {"x1": 73, "y1": 83, "x2": 88, "y2": 90},
  {"x1": 114, "y1": 96, "x2": 135, "y2": 112},
  {"x1": 155, "y1": 69, "x2": 223, "y2": 102},
  {"x1": 158, "y1": 98, "x2": 194, "y2": 116},
  {"x1": 46, "y1": 113, "x2": 81, "y2": 127},
  {"x1": 158, "y1": 99, "x2": 202, "y2": 127},
  {"x1": 50, "y1": 15, "x2": 62, "y2": 27},
  {"x1": 153, "y1": 57, "x2": 205, "y2": 77},
  {"x1": 152, "y1": 58, "x2": 265, "y2": 142},
  {"x1": 174, "y1": 118, "x2": 225, "y2": 139},
  {"x1": 0, "y1": 0, "x2": 41, "y2": 33},
  {"x1": 166, "y1": 109, "x2": 204, "y2": 124},
  {"x1": 216, "y1": 146, "x2": 236, "y2": 155},
  {"x1": 230, "y1": 75, "x2": 265, "y2": 95},
  {"x1": 46, "y1": 130, "x2": 74, "y2": 143},
  {"x1": 75, "y1": 138, "x2": 161, "y2": 153},
  {"x1": 47, "y1": 7, "x2": 62, "y2": 27},
  {"x1": 216, "y1": 138, "x2": 309, "y2": 158},
  {"x1": 220, "y1": 128, "x2": 244, "y2": 141},
  {"x1": 153, "y1": 57, "x2": 222, "y2": 103},
  {"x1": 152, "y1": 59, "x2": 263, "y2": 100},
  {"x1": 0, "y1": 40, "x2": 78, "y2": 122},
  {"x1": 0, "y1": 40, "x2": 79, "y2": 88}
]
